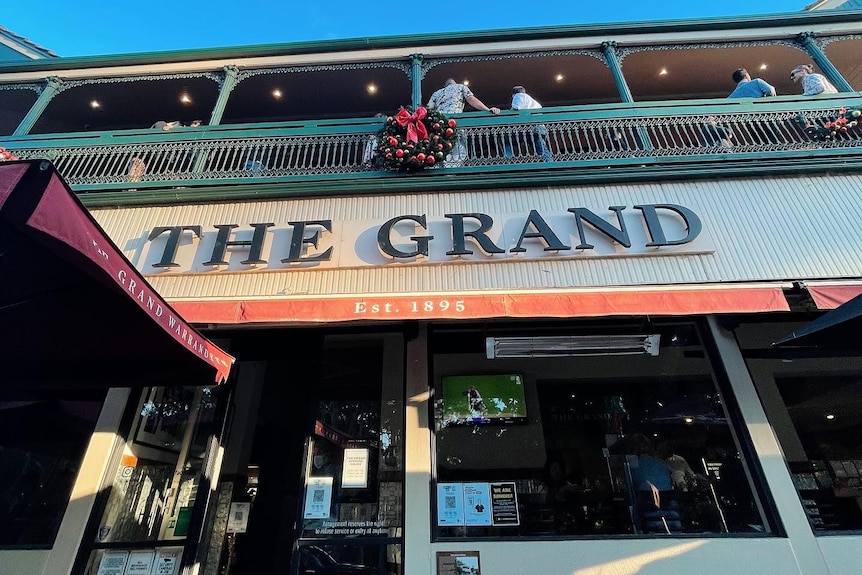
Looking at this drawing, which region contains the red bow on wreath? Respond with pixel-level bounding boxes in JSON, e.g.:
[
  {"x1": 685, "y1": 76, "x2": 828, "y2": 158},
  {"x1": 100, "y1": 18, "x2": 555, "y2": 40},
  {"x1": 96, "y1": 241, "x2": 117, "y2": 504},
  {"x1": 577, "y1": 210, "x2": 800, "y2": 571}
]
[{"x1": 395, "y1": 107, "x2": 429, "y2": 143}]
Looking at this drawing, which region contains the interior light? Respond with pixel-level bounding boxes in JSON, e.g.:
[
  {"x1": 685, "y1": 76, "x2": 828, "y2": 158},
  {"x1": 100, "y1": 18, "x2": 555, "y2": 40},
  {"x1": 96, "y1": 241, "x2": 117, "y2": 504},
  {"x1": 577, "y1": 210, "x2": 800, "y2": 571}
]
[
  {"x1": 180, "y1": 93, "x2": 192, "y2": 104},
  {"x1": 272, "y1": 89, "x2": 283, "y2": 99},
  {"x1": 485, "y1": 334, "x2": 660, "y2": 359},
  {"x1": 555, "y1": 74, "x2": 564, "y2": 82},
  {"x1": 759, "y1": 63, "x2": 768, "y2": 70},
  {"x1": 826, "y1": 413, "x2": 836, "y2": 420},
  {"x1": 366, "y1": 84, "x2": 377, "y2": 94},
  {"x1": 463, "y1": 79, "x2": 470, "y2": 86},
  {"x1": 683, "y1": 416, "x2": 694, "y2": 424},
  {"x1": 89, "y1": 100, "x2": 101, "y2": 109},
  {"x1": 659, "y1": 68, "x2": 668, "y2": 76}
]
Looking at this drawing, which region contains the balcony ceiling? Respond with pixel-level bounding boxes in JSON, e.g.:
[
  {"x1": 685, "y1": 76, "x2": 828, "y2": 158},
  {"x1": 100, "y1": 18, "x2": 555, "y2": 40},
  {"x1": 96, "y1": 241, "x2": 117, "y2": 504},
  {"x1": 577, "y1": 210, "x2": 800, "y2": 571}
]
[{"x1": 7, "y1": 37, "x2": 860, "y2": 134}]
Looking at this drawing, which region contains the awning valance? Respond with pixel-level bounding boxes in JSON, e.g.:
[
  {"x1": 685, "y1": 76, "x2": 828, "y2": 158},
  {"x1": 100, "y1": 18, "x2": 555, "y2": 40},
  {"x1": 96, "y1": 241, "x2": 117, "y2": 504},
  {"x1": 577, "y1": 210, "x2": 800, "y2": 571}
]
[
  {"x1": 171, "y1": 285, "x2": 790, "y2": 324},
  {"x1": 0, "y1": 160, "x2": 234, "y2": 387}
]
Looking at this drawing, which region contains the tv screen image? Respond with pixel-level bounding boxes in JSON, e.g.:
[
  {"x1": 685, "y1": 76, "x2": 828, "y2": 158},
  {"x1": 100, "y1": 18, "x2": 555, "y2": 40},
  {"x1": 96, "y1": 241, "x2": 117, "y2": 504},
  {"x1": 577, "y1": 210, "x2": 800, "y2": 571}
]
[{"x1": 440, "y1": 375, "x2": 528, "y2": 425}]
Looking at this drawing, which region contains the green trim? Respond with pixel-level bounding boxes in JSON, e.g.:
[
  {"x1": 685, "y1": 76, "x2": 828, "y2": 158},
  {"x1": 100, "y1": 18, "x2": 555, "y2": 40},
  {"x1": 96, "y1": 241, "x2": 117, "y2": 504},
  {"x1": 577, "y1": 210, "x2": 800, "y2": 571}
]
[
  {"x1": 76, "y1": 149, "x2": 862, "y2": 208},
  {"x1": 2, "y1": 10, "x2": 862, "y2": 73}
]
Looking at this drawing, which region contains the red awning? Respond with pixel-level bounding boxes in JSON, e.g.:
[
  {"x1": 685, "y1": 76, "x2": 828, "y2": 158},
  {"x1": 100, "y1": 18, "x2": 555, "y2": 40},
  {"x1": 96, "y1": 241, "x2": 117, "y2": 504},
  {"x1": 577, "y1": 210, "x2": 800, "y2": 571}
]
[
  {"x1": 171, "y1": 286, "x2": 789, "y2": 324},
  {"x1": 0, "y1": 160, "x2": 233, "y2": 387},
  {"x1": 807, "y1": 285, "x2": 862, "y2": 310}
]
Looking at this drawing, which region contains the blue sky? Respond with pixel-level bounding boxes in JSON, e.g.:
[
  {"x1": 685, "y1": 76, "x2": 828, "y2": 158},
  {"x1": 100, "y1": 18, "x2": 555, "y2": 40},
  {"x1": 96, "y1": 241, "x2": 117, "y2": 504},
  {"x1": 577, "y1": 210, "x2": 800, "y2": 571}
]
[{"x1": 9, "y1": 0, "x2": 804, "y2": 58}]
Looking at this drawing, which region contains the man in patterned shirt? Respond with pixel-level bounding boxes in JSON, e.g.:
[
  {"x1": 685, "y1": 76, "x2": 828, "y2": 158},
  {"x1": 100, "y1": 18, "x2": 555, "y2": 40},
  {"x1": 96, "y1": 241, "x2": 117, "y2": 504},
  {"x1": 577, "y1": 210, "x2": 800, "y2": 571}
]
[{"x1": 427, "y1": 79, "x2": 499, "y2": 164}]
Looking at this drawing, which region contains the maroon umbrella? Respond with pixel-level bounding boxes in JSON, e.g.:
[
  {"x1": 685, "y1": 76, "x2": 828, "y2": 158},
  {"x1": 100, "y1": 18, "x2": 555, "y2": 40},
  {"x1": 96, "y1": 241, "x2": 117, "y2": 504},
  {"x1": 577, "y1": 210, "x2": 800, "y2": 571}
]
[{"x1": 0, "y1": 160, "x2": 233, "y2": 388}]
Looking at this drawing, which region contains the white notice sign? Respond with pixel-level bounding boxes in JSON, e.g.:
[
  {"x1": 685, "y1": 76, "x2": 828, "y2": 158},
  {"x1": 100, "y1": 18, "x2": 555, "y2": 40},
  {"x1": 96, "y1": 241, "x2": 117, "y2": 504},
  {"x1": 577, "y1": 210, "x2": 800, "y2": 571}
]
[
  {"x1": 341, "y1": 448, "x2": 369, "y2": 488},
  {"x1": 96, "y1": 551, "x2": 129, "y2": 575},
  {"x1": 304, "y1": 476, "x2": 334, "y2": 518},
  {"x1": 227, "y1": 502, "x2": 251, "y2": 533},
  {"x1": 124, "y1": 550, "x2": 155, "y2": 575},
  {"x1": 154, "y1": 550, "x2": 180, "y2": 575},
  {"x1": 436, "y1": 483, "x2": 465, "y2": 526},
  {"x1": 463, "y1": 483, "x2": 492, "y2": 526}
]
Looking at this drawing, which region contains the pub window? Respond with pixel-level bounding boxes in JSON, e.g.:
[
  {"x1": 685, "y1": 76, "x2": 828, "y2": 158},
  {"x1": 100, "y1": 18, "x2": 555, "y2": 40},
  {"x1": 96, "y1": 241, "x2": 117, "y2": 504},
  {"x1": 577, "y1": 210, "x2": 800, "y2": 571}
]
[
  {"x1": 735, "y1": 319, "x2": 862, "y2": 533},
  {"x1": 431, "y1": 322, "x2": 770, "y2": 538},
  {"x1": 0, "y1": 387, "x2": 105, "y2": 547}
]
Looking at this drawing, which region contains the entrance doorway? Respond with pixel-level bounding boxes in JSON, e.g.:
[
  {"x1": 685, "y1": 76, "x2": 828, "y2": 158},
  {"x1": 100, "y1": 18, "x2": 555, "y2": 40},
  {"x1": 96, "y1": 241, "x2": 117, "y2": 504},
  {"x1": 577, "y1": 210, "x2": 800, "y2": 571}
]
[{"x1": 227, "y1": 333, "x2": 404, "y2": 575}]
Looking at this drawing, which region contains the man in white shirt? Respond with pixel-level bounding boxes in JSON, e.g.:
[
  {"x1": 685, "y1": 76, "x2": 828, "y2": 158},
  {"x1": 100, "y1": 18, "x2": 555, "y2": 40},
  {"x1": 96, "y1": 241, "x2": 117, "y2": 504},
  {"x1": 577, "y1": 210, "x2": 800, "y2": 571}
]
[{"x1": 504, "y1": 86, "x2": 553, "y2": 162}]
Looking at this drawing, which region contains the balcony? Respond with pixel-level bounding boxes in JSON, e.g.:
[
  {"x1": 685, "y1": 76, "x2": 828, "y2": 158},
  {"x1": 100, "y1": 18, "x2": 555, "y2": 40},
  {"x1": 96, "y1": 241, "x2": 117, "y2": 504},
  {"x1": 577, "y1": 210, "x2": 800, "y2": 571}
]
[
  {"x1": 2, "y1": 93, "x2": 861, "y2": 205},
  {"x1": 1, "y1": 12, "x2": 862, "y2": 204}
]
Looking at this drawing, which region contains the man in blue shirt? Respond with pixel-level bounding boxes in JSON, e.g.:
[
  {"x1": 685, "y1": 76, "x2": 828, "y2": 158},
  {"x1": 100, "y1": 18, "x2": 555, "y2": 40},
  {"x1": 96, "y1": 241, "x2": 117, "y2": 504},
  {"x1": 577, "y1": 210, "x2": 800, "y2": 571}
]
[{"x1": 728, "y1": 68, "x2": 776, "y2": 98}]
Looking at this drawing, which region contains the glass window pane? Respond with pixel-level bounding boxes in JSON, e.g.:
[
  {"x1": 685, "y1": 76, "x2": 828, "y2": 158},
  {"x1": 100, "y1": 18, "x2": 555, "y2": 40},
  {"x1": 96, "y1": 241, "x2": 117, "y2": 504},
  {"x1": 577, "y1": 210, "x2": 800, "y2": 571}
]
[
  {"x1": 432, "y1": 323, "x2": 768, "y2": 538},
  {"x1": 0, "y1": 390, "x2": 105, "y2": 547}
]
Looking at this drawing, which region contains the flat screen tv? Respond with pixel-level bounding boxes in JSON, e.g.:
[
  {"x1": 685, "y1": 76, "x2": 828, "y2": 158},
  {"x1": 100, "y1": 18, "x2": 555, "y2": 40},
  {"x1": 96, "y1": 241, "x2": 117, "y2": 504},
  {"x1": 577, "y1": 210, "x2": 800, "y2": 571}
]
[{"x1": 440, "y1": 374, "x2": 528, "y2": 425}]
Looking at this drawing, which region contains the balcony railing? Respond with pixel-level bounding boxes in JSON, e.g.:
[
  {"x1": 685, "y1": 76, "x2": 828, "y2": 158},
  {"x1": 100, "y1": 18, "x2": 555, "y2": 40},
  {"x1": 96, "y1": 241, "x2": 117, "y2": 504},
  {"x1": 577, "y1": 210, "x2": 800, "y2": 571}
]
[{"x1": 3, "y1": 96, "x2": 861, "y2": 196}]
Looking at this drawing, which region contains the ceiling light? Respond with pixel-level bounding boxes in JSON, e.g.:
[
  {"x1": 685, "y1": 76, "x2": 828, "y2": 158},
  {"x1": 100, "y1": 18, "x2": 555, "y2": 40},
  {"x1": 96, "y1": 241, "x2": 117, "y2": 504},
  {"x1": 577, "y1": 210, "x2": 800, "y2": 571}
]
[
  {"x1": 555, "y1": 74, "x2": 564, "y2": 82},
  {"x1": 659, "y1": 68, "x2": 668, "y2": 76},
  {"x1": 760, "y1": 64, "x2": 768, "y2": 70},
  {"x1": 463, "y1": 80, "x2": 470, "y2": 86},
  {"x1": 272, "y1": 89, "x2": 283, "y2": 99},
  {"x1": 826, "y1": 413, "x2": 836, "y2": 420},
  {"x1": 485, "y1": 334, "x2": 660, "y2": 359},
  {"x1": 367, "y1": 84, "x2": 377, "y2": 94},
  {"x1": 90, "y1": 100, "x2": 101, "y2": 109},
  {"x1": 180, "y1": 93, "x2": 192, "y2": 104},
  {"x1": 683, "y1": 416, "x2": 694, "y2": 424}
]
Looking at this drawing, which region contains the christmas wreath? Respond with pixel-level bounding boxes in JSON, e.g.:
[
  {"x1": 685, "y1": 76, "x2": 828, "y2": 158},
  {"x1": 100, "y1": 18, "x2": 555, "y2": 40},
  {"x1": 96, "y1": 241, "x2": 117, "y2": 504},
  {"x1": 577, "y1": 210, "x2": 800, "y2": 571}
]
[
  {"x1": 375, "y1": 106, "x2": 458, "y2": 171},
  {"x1": 803, "y1": 106, "x2": 862, "y2": 142},
  {"x1": 0, "y1": 146, "x2": 18, "y2": 161}
]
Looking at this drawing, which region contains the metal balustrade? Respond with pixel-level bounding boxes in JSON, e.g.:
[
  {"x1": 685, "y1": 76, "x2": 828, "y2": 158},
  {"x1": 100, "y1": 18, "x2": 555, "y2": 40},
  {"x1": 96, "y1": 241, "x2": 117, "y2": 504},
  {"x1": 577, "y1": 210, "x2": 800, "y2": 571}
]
[{"x1": 4, "y1": 98, "x2": 862, "y2": 190}]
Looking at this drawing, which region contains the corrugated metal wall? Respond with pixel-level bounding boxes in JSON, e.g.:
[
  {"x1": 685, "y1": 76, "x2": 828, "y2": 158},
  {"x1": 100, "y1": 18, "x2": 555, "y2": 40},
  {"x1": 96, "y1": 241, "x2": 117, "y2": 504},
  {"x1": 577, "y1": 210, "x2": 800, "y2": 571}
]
[{"x1": 90, "y1": 173, "x2": 862, "y2": 301}]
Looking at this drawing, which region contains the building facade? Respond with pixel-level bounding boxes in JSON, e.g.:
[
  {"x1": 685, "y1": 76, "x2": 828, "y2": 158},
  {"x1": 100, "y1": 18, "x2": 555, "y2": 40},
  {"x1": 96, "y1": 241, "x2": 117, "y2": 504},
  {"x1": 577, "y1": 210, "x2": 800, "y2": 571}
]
[{"x1": 2, "y1": 9, "x2": 862, "y2": 575}]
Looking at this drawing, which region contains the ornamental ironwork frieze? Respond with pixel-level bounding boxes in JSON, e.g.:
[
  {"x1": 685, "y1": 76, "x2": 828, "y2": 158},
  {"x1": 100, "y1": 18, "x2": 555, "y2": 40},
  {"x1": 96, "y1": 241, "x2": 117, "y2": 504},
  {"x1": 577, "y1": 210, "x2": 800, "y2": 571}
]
[
  {"x1": 51, "y1": 71, "x2": 223, "y2": 94},
  {"x1": 236, "y1": 61, "x2": 412, "y2": 84},
  {"x1": 615, "y1": 39, "x2": 805, "y2": 65},
  {"x1": 420, "y1": 49, "x2": 607, "y2": 79},
  {"x1": 0, "y1": 82, "x2": 41, "y2": 93}
]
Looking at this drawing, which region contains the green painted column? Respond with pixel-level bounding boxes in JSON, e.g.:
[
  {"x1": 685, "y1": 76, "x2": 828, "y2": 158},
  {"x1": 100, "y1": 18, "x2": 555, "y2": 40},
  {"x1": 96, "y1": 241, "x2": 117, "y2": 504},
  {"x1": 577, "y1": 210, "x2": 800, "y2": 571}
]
[
  {"x1": 797, "y1": 32, "x2": 853, "y2": 93},
  {"x1": 208, "y1": 65, "x2": 240, "y2": 126},
  {"x1": 193, "y1": 66, "x2": 240, "y2": 174},
  {"x1": 601, "y1": 42, "x2": 634, "y2": 103},
  {"x1": 14, "y1": 76, "x2": 63, "y2": 135},
  {"x1": 601, "y1": 42, "x2": 652, "y2": 152},
  {"x1": 410, "y1": 54, "x2": 423, "y2": 110}
]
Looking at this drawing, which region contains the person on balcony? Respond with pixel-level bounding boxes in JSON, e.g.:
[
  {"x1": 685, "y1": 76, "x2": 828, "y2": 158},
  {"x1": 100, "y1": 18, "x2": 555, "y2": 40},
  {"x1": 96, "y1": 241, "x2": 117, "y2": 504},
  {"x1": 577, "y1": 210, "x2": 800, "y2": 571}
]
[
  {"x1": 728, "y1": 68, "x2": 775, "y2": 98},
  {"x1": 790, "y1": 64, "x2": 838, "y2": 96},
  {"x1": 504, "y1": 86, "x2": 554, "y2": 162},
  {"x1": 427, "y1": 78, "x2": 499, "y2": 165}
]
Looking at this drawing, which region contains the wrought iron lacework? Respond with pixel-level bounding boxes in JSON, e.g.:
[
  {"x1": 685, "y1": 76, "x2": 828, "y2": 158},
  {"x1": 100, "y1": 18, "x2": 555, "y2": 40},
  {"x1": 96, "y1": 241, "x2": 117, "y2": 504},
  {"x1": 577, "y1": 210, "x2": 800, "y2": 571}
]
[
  {"x1": 236, "y1": 61, "x2": 411, "y2": 83},
  {"x1": 818, "y1": 34, "x2": 862, "y2": 49},
  {"x1": 615, "y1": 39, "x2": 806, "y2": 64},
  {"x1": 53, "y1": 71, "x2": 222, "y2": 94},
  {"x1": 0, "y1": 83, "x2": 41, "y2": 94},
  {"x1": 420, "y1": 49, "x2": 607, "y2": 78},
  {"x1": 8, "y1": 107, "x2": 860, "y2": 186}
]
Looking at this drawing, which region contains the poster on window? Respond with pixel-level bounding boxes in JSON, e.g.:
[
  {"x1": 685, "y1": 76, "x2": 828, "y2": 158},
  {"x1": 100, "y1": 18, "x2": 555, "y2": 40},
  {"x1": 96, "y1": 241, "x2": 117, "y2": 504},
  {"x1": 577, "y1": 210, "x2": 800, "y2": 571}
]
[
  {"x1": 463, "y1": 483, "x2": 492, "y2": 526},
  {"x1": 96, "y1": 551, "x2": 128, "y2": 575},
  {"x1": 124, "y1": 550, "x2": 155, "y2": 575},
  {"x1": 153, "y1": 550, "x2": 180, "y2": 575},
  {"x1": 436, "y1": 483, "x2": 465, "y2": 526},
  {"x1": 341, "y1": 448, "x2": 369, "y2": 488},
  {"x1": 490, "y1": 482, "x2": 519, "y2": 526},
  {"x1": 304, "y1": 476, "x2": 334, "y2": 519}
]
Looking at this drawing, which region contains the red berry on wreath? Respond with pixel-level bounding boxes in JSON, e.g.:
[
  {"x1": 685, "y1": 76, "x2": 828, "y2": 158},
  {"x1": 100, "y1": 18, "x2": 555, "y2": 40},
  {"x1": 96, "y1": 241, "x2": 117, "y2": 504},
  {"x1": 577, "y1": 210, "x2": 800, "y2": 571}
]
[
  {"x1": 448, "y1": 119, "x2": 456, "y2": 127},
  {"x1": 416, "y1": 153, "x2": 426, "y2": 162},
  {"x1": 432, "y1": 123, "x2": 440, "y2": 130},
  {"x1": 395, "y1": 149, "x2": 404, "y2": 158},
  {"x1": 388, "y1": 137, "x2": 398, "y2": 146},
  {"x1": 386, "y1": 153, "x2": 393, "y2": 159},
  {"x1": 426, "y1": 155, "x2": 436, "y2": 165},
  {"x1": 437, "y1": 144, "x2": 443, "y2": 150},
  {"x1": 445, "y1": 128, "x2": 454, "y2": 136}
]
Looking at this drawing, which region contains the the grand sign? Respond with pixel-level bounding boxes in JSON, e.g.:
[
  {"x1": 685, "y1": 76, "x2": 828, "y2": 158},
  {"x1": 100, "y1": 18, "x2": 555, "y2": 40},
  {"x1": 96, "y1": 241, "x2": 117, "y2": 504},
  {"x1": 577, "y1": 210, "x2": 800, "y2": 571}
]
[{"x1": 138, "y1": 204, "x2": 710, "y2": 274}]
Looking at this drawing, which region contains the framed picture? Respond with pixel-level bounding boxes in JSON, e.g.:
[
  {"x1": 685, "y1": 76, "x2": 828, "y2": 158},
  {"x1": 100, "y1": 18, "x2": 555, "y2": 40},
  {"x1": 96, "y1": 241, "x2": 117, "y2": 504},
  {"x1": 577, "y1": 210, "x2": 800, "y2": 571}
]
[{"x1": 134, "y1": 387, "x2": 196, "y2": 451}]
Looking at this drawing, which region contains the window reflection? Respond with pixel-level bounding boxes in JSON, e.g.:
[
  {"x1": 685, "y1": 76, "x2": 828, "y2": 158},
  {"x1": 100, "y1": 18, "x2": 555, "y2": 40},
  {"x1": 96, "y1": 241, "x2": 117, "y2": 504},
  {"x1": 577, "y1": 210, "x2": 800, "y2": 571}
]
[{"x1": 432, "y1": 323, "x2": 768, "y2": 538}]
